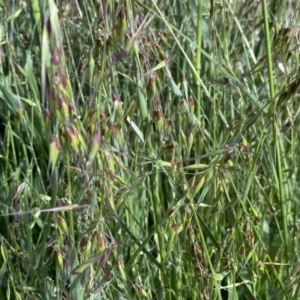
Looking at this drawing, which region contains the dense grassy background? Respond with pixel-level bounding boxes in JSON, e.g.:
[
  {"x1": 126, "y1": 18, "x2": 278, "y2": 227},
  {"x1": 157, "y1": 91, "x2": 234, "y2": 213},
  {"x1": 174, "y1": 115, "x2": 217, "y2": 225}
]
[{"x1": 1, "y1": 0, "x2": 300, "y2": 299}]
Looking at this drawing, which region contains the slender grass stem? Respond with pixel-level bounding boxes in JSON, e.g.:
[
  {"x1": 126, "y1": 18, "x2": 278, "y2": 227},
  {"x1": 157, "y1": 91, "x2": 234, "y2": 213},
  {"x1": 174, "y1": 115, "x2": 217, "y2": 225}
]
[
  {"x1": 195, "y1": 0, "x2": 203, "y2": 163},
  {"x1": 262, "y1": 0, "x2": 289, "y2": 256}
]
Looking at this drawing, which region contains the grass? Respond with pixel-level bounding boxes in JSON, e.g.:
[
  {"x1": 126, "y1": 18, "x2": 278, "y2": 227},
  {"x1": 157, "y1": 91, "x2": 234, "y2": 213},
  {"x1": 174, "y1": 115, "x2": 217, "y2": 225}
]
[{"x1": 1, "y1": 0, "x2": 300, "y2": 299}]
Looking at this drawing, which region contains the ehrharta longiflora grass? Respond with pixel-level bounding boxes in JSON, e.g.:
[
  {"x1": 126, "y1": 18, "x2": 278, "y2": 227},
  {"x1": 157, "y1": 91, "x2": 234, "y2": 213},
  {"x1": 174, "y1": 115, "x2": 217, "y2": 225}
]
[{"x1": 0, "y1": 0, "x2": 300, "y2": 299}]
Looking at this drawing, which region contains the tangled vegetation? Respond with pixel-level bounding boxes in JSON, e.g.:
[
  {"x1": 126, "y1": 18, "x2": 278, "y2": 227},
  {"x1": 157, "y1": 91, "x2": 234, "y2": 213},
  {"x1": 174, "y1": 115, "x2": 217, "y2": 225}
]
[{"x1": 1, "y1": 0, "x2": 300, "y2": 299}]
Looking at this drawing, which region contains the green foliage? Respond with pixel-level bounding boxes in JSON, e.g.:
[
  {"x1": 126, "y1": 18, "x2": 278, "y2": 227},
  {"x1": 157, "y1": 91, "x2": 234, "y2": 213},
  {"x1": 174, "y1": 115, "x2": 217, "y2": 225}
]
[{"x1": 1, "y1": 0, "x2": 300, "y2": 299}]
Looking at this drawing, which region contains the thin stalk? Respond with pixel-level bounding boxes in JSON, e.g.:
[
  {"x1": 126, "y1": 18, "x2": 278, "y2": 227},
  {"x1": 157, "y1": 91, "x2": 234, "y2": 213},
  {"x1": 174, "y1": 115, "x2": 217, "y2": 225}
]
[
  {"x1": 261, "y1": 0, "x2": 275, "y2": 101},
  {"x1": 195, "y1": 0, "x2": 203, "y2": 162},
  {"x1": 65, "y1": 145, "x2": 75, "y2": 240},
  {"x1": 262, "y1": 0, "x2": 289, "y2": 255}
]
